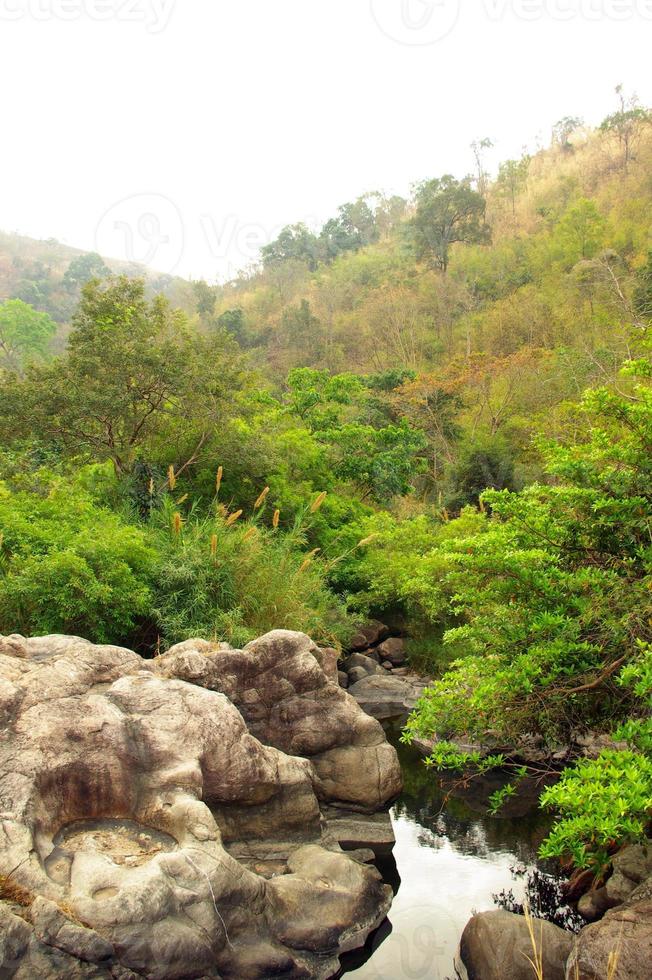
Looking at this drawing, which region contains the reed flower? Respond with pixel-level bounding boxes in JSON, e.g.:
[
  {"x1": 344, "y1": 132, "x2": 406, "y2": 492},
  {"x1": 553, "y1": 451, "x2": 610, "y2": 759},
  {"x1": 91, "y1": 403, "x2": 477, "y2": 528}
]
[
  {"x1": 254, "y1": 486, "x2": 270, "y2": 509},
  {"x1": 210, "y1": 533, "x2": 217, "y2": 557},
  {"x1": 225, "y1": 509, "x2": 243, "y2": 526},
  {"x1": 356, "y1": 534, "x2": 378, "y2": 548},
  {"x1": 310, "y1": 491, "x2": 327, "y2": 513},
  {"x1": 216, "y1": 466, "x2": 223, "y2": 495},
  {"x1": 168, "y1": 465, "x2": 176, "y2": 491},
  {"x1": 298, "y1": 547, "x2": 321, "y2": 572},
  {"x1": 272, "y1": 509, "x2": 280, "y2": 528},
  {"x1": 242, "y1": 527, "x2": 257, "y2": 542},
  {"x1": 172, "y1": 512, "x2": 183, "y2": 536}
]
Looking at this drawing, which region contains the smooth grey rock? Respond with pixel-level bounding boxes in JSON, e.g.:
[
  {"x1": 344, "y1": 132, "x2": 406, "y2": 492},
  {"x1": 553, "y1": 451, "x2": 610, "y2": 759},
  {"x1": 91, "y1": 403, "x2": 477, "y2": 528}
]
[
  {"x1": 344, "y1": 652, "x2": 383, "y2": 676},
  {"x1": 459, "y1": 909, "x2": 572, "y2": 980},
  {"x1": 348, "y1": 666, "x2": 370, "y2": 685},
  {"x1": 322, "y1": 808, "x2": 396, "y2": 856},
  {"x1": 338, "y1": 670, "x2": 349, "y2": 689},
  {"x1": 348, "y1": 673, "x2": 427, "y2": 720}
]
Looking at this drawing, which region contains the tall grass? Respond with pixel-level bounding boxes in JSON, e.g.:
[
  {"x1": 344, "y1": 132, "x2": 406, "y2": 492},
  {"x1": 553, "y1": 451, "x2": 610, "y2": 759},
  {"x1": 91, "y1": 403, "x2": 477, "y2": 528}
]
[{"x1": 149, "y1": 478, "x2": 355, "y2": 650}]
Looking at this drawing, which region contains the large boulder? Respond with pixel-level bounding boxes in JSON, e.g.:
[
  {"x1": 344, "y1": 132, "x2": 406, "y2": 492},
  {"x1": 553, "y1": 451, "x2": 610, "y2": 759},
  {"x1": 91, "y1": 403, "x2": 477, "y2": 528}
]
[
  {"x1": 0, "y1": 631, "x2": 399, "y2": 980},
  {"x1": 568, "y1": 887, "x2": 652, "y2": 979},
  {"x1": 458, "y1": 909, "x2": 573, "y2": 980},
  {"x1": 153, "y1": 630, "x2": 402, "y2": 810}
]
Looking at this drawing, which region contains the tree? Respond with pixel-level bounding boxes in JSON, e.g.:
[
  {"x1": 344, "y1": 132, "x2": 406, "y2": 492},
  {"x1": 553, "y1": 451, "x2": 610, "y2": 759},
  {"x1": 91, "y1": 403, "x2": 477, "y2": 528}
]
[
  {"x1": 470, "y1": 137, "x2": 493, "y2": 196},
  {"x1": 633, "y1": 251, "x2": 652, "y2": 323},
  {"x1": 261, "y1": 223, "x2": 321, "y2": 270},
  {"x1": 280, "y1": 299, "x2": 322, "y2": 356},
  {"x1": 319, "y1": 197, "x2": 379, "y2": 261},
  {"x1": 496, "y1": 156, "x2": 530, "y2": 217},
  {"x1": 0, "y1": 299, "x2": 56, "y2": 374},
  {"x1": 552, "y1": 116, "x2": 583, "y2": 152},
  {"x1": 63, "y1": 252, "x2": 110, "y2": 291},
  {"x1": 192, "y1": 279, "x2": 218, "y2": 318},
  {"x1": 600, "y1": 85, "x2": 651, "y2": 171},
  {"x1": 0, "y1": 277, "x2": 244, "y2": 475},
  {"x1": 556, "y1": 199, "x2": 606, "y2": 263},
  {"x1": 406, "y1": 176, "x2": 489, "y2": 273}
]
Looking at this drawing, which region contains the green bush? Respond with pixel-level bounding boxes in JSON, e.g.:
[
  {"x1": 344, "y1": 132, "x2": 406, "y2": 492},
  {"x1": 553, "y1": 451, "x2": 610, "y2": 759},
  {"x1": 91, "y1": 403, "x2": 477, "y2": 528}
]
[{"x1": 0, "y1": 476, "x2": 155, "y2": 643}]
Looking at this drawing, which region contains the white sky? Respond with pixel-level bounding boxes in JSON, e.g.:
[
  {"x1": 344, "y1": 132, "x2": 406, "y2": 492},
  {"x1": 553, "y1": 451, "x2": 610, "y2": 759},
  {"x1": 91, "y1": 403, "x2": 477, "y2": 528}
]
[{"x1": 2, "y1": 0, "x2": 652, "y2": 281}]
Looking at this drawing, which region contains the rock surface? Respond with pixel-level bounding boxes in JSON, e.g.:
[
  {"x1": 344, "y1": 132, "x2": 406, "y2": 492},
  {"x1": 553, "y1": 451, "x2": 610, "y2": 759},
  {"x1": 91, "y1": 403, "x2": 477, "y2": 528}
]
[
  {"x1": 458, "y1": 909, "x2": 573, "y2": 980},
  {"x1": 568, "y1": 871, "x2": 652, "y2": 980},
  {"x1": 0, "y1": 630, "x2": 401, "y2": 979},
  {"x1": 348, "y1": 673, "x2": 428, "y2": 720}
]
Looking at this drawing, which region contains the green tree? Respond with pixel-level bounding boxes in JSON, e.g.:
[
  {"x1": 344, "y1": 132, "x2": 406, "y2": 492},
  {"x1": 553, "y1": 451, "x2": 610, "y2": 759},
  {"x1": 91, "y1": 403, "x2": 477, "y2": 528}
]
[
  {"x1": 0, "y1": 299, "x2": 56, "y2": 374},
  {"x1": 407, "y1": 176, "x2": 489, "y2": 273},
  {"x1": 62, "y1": 252, "x2": 110, "y2": 291},
  {"x1": 0, "y1": 277, "x2": 244, "y2": 475},
  {"x1": 261, "y1": 223, "x2": 321, "y2": 270},
  {"x1": 319, "y1": 197, "x2": 379, "y2": 261},
  {"x1": 556, "y1": 198, "x2": 606, "y2": 263}
]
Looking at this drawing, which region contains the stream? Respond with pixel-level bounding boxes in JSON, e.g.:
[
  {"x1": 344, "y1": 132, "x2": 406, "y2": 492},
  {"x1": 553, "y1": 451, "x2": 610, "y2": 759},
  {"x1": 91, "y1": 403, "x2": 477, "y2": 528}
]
[{"x1": 339, "y1": 724, "x2": 554, "y2": 980}]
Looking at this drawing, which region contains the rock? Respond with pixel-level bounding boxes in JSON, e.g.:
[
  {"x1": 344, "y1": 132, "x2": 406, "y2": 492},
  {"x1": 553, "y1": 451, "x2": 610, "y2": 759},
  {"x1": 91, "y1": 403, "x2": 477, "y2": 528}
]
[
  {"x1": 348, "y1": 621, "x2": 390, "y2": 652},
  {"x1": 381, "y1": 661, "x2": 393, "y2": 671},
  {"x1": 156, "y1": 630, "x2": 402, "y2": 811},
  {"x1": 605, "y1": 844, "x2": 652, "y2": 907},
  {"x1": 0, "y1": 630, "x2": 399, "y2": 980},
  {"x1": 376, "y1": 637, "x2": 406, "y2": 666},
  {"x1": 322, "y1": 808, "x2": 396, "y2": 856},
  {"x1": 568, "y1": 896, "x2": 652, "y2": 979},
  {"x1": 343, "y1": 652, "x2": 383, "y2": 676},
  {"x1": 348, "y1": 666, "x2": 370, "y2": 685},
  {"x1": 578, "y1": 887, "x2": 611, "y2": 922},
  {"x1": 312, "y1": 646, "x2": 339, "y2": 684},
  {"x1": 31, "y1": 897, "x2": 114, "y2": 963},
  {"x1": 459, "y1": 909, "x2": 573, "y2": 980},
  {"x1": 348, "y1": 673, "x2": 427, "y2": 720},
  {"x1": 575, "y1": 732, "x2": 628, "y2": 759},
  {"x1": 338, "y1": 670, "x2": 349, "y2": 689}
]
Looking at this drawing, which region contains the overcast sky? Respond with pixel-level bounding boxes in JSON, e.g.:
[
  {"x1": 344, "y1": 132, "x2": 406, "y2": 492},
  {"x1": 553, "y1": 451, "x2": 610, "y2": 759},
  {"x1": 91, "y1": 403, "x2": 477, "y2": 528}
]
[{"x1": 2, "y1": 0, "x2": 651, "y2": 281}]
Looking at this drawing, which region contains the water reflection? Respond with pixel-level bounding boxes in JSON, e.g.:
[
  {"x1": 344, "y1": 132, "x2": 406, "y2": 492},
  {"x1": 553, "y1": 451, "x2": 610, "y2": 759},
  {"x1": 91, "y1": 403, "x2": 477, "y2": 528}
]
[{"x1": 340, "y1": 729, "x2": 552, "y2": 980}]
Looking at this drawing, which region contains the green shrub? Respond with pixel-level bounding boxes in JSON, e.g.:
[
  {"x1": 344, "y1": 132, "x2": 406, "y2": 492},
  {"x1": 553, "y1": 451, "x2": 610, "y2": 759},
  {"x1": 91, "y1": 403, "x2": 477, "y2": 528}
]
[{"x1": 0, "y1": 477, "x2": 155, "y2": 643}]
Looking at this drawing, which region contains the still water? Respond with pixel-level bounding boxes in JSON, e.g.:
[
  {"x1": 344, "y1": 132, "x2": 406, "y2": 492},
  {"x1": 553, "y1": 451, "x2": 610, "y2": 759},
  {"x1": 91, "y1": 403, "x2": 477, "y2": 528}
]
[{"x1": 340, "y1": 728, "x2": 553, "y2": 980}]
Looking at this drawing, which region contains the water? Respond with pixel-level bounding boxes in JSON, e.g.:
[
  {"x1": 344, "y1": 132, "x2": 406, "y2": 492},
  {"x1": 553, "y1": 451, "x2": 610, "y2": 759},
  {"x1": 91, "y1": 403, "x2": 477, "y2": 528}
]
[{"x1": 340, "y1": 726, "x2": 554, "y2": 980}]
